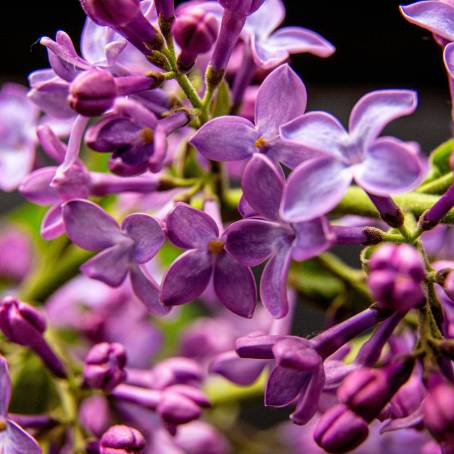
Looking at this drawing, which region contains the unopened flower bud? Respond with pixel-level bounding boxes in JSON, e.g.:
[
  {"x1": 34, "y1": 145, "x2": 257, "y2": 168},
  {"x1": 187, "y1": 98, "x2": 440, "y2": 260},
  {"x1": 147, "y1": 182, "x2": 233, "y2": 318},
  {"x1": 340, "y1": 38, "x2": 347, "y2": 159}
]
[
  {"x1": 69, "y1": 69, "x2": 117, "y2": 117},
  {"x1": 84, "y1": 342, "x2": 127, "y2": 392},
  {"x1": 314, "y1": 404, "x2": 369, "y2": 453},
  {"x1": 337, "y1": 358, "x2": 414, "y2": 422},
  {"x1": 368, "y1": 244, "x2": 425, "y2": 313},
  {"x1": 173, "y1": 8, "x2": 218, "y2": 71},
  {"x1": 219, "y1": 0, "x2": 265, "y2": 15},
  {"x1": 80, "y1": 0, "x2": 141, "y2": 27},
  {"x1": 422, "y1": 382, "x2": 454, "y2": 447},
  {"x1": 100, "y1": 425, "x2": 145, "y2": 454}
]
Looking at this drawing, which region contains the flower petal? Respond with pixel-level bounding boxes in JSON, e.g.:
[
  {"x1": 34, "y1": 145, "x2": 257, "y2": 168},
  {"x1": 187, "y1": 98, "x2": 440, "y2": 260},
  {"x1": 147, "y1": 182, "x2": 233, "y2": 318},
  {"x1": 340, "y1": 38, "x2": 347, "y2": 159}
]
[
  {"x1": 349, "y1": 90, "x2": 417, "y2": 146},
  {"x1": 255, "y1": 64, "x2": 307, "y2": 136},
  {"x1": 122, "y1": 214, "x2": 164, "y2": 263},
  {"x1": 260, "y1": 246, "x2": 292, "y2": 318},
  {"x1": 242, "y1": 154, "x2": 284, "y2": 220},
  {"x1": 161, "y1": 250, "x2": 213, "y2": 306},
  {"x1": 280, "y1": 111, "x2": 346, "y2": 158},
  {"x1": 354, "y1": 137, "x2": 426, "y2": 195},
  {"x1": 190, "y1": 116, "x2": 258, "y2": 161},
  {"x1": 265, "y1": 366, "x2": 307, "y2": 407},
  {"x1": 0, "y1": 357, "x2": 11, "y2": 417},
  {"x1": 129, "y1": 264, "x2": 170, "y2": 315},
  {"x1": 213, "y1": 252, "x2": 257, "y2": 318},
  {"x1": 400, "y1": 1, "x2": 454, "y2": 42},
  {"x1": 0, "y1": 420, "x2": 42, "y2": 454},
  {"x1": 291, "y1": 218, "x2": 334, "y2": 261},
  {"x1": 236, "y1": 333, "x2": 286, "y2": 359},
  {"x1": 225, "y1": 219, "x2": 290, "y2": 267},
  {"x1": 444, "y1": 41, "x2": 454, "y2": 77},
  {"x1": 165, "y1": 203, "x2": 219, "y2": 249},
  {"x1": 41, "y1": 204, "x2": 65, "y2": 240},
  {"x1": 245, "y1": 0, "x2": 285, "y2": 38},
  {"x1": 63, "y1": 199, "x2": 123, "y2": 251},
  {"x1": 81, "y1": 244, "x2": 132, "y2": 287},
  {"x1": 281, "y1": 157, "x2": 353, "y2": 223},
  {"x1": 19, "y1": 167, "x2": 59, "y2": 205},
  {"x1": 0, "y1": 146, "x2": 35, "y2": 192}
]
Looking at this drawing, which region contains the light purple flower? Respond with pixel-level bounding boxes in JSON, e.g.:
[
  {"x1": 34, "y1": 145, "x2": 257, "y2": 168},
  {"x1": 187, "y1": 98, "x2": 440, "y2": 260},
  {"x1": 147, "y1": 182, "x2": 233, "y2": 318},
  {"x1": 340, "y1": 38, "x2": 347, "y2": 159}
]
[
  {"x1": 0, "y1": 84, "x2": 39, "y2": 191},
  {"x1": 62, "y1": 199, "x2": 168, "y2": 315},
  {"x1": 161, "y1": 202, "x2": 257, "y2": 318},
  {"x1": 400, "y1": 1, "x2": 454, "y2": 43},
  {"x1": 191, "y1": 64, "x2": 311, "y2": 168},
  {"x1": 0, "y1": 357, "x2": 42, "y2": 453},
  {"x1": 280, "y1": 90, "x2": 425, "y2": 222},
  {"x1": 226, "y1": 154, "x2": 333, "y2": 318}
]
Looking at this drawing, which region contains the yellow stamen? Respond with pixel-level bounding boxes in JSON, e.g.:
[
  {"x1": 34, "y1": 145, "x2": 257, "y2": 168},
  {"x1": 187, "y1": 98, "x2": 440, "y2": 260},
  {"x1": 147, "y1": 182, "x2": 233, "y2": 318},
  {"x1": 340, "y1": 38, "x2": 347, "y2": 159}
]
[
  {"x1": 208, "y1": 239, "x2": 225, "y2": 254},
  {"x1": 0, "y1": 419, "x2": 7, "y2": 431},
  {"x1": 255, "y1": 136, "x2": 267, "y2": 149},
  {"x1": 140, "y1": 127, "x2": 154, "y2": 144}
]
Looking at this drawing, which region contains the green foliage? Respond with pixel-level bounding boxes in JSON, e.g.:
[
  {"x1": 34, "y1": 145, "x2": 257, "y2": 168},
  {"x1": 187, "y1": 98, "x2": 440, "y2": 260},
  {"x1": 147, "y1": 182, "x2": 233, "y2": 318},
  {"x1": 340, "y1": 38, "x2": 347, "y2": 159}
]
[
  {"x1": 425, "y1": 138, "x2": 454, "y2": 182},
  {"x1": 211, "y1": 80, "x2": 232, "y2": 118}
]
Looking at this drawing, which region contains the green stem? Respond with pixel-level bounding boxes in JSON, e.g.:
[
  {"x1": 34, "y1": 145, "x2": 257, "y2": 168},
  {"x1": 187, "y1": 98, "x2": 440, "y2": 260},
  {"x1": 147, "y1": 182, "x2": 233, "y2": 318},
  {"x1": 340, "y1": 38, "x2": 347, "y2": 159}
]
[{"x1": 417, "y1": 172, "x2": 454, "y2": 195}]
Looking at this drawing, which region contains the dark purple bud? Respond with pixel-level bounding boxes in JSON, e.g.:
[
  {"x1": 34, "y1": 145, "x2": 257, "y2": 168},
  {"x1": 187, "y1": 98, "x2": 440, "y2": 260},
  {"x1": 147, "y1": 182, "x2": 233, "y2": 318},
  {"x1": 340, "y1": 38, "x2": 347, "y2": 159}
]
[
  {"x1": 436, "y1": 267, "x2": 454, "y2": 302},
  {"x1": 314, "y1": 404, "x2": 369, "y2": 453},
  {"x1": 367, "y1": 193, "x2": 404, "y2": 228},
  {"x1": 368, "y1": 244, "x2": 425, "y2": 313},
  {"x1": 100, "y1": 425, "x2": 145, "y2": 454},
  {"x1": 419, "y1": 183, "x2": 454, "y2": 231},
  {"x1": 155, "y1": 0, "x2": 175, "y2": 20},
  {"x1": 173, "y1": 8, "x2": 218, "y2": 71},
  {"x1": 219, "y1": 0, "x2": 265, "y2": 15},
  {"x1": 68, "y1": 69, "x2": 117, "y2": 117},
  {"x1": 422, "y1": 382, "x2": 454, "y2": 447},
  {"x1": 84, "y1": 342, "x2": 127, "y2": 392},
  {"x1": 0, "y1": 297, "x2": 67, "y2": 377},
  {"x1": 337, "y1": 358, "x2": 414, "y2": 422}
]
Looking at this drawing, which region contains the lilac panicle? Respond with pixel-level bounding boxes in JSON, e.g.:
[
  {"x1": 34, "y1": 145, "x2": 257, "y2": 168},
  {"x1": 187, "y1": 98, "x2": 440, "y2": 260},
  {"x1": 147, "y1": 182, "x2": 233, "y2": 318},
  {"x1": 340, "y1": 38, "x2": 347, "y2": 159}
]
[
  {"x1": 0, "y1": 357, "x2": 42, "y2": 454},
  {"x1": 225, "y1": 154, "x2": 333, "y2": 318},
  {"x1": 0, "y1": 297, "x2": 67, "y2": 378},
  {"x1": 84, "y1": 342, "x2": 127, "y2": 392},
  {"x1": 62, "y1": 199, "x2": 169, "y2": 315},
  {"x1": 100, "y1": 424, "x2": 146, "y2": 454},
  {"x1": 368, "y1": 243, "x2": 426, "y2": 313},
  {"x1": 191, "y1": 64, "x2": 311, "y2": 169},
  {"x1": 161, "y1": 202, "x2": 257, "y2": 318},
  {"x1": 280, "y1": 90, "x2": 425, "y2": 222}
]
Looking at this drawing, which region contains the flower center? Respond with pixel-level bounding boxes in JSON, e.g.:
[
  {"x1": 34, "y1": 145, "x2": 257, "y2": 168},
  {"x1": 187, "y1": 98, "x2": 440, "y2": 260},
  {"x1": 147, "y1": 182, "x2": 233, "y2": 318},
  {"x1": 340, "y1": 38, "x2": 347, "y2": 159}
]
[
  {"x1": 140, "y1": 128, "x2": 154, "y2": 144},
  {"x1": 0, "y1": 418, "x2": 7, "y2": 431},
  {"x1": 207, "y1": 239, "x2": 225, "y2": 254},
  {"x1": 255, "y1": 136, "x2": 267, "y2": 149}
]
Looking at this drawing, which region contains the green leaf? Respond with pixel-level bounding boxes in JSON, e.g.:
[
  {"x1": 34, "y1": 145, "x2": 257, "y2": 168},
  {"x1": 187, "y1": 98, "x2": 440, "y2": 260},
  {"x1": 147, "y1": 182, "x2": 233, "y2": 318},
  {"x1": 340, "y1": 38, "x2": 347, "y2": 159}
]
[
  {"x1": 425, "y1": 138, "x2": 454, "y2": 181},
  {"x1": 210, "y1": 80, "x2": 232, "y2": 117}
]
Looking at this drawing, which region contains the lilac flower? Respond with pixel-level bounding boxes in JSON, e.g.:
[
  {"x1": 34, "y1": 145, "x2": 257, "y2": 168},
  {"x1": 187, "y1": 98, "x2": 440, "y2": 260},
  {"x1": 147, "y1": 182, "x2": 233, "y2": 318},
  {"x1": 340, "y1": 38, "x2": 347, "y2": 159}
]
[
  {"x1": 100, "y1": 424, "x2": 145, "y2": 454},
  {"x1": 161, "y1": 202, "x2": 257, "y2": 318},
  {"x1": 225, "y1": 154, "x2": 333, "y2": 318},
  {"x1": 280, "y1": 90, "x2": 425, "y2": 222},
  {"x1": 62, "y1": 199, "x2": 168, "y2": 315},
  {"x1": 0, "y1": 357, "x2": 42, "y2": 453},
  {"x1": 191, "y1": 64, "x2": 310, "y2": 168},
  {"x1": 0, "y1": 84, "x2": 39, "y2": 191},
  {"x1": 400, "y1": 1, "x2": 454, "y2": 43}
]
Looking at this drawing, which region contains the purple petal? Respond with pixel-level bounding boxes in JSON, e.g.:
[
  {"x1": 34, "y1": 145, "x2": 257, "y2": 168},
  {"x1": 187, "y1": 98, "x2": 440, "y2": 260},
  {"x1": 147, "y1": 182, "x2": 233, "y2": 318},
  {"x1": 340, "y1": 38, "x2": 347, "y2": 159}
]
[
  {"x1": 161, "y1": 250, "x2": 213, "y2": 306},
  {"x1": 122, "y1": 214, "x2": 164, "y2": 263},
  {"x1": 190, "y1": 116, "x2": 258, "y2": 161},
  {"x1": 354, "y1": 137, "x2": 425, "y2": 195},
  {"x1": 165, "y1": 203, "x2": 219, "y2": 249},
  {"x1": 265, "y1": 366, "x2": 307, "y2": 407},
  {"x1": 0, "y1": 420, "x2": 42, "y2": 454},
  {"x1": 0, "y1": 146, "x2": 35, "y2": 192},
  {"x1": 445, "y1": 42, "x2": 454, "y2": 77},
  {"x1": 291, "y1": 218, "x2": 334, "y2": 261},
  {"x1": 260, "y1": 246, "x2": 292, "y2": 318},
  {"x1": 19, "y1": 167, "x2": 59, "y2": 205},
  {"x1": 63, "y1": 199, "x2": 124, "y2": 251},
  {"x1": 236, "y1": 334, "x2": 286, "y2": 359},
  {"x1": 0, "y1": 357, "x2": 11, "y2": 417},
  {"x1": 349, "y1": 90, "x2": 417, "y2": 146},
  {"x1": 281, "y1": 157, "x2": 353, "y2": 223},
  {"x1": 41, "y1": 204, "x2": 65, "y2": 240},
  {"x1": 81, "y1": 244, "x2": 132, "y2": 287},
  {"x1": 272, "y1": 338, "x2": 321, "y2": 371},
  {"x1": 265, "y1": 138, "x2": 316, "y2": 169},
  {"x1": 225, "y1": 219, "x2": 290, "y2": 267},
  {"x1": 210, "y1": 351, "x2": 267, "y2": 386},
  {"x1": 245, "y1": 0, "x2": 285, "y2": 38},
  {"x1": 255, "y1": 64, "x2": 307, "y2": 136},
  {"x1": 380, "y1": 409, "x2": 423, "y2": 433},
  {"x1": 400, "y1": 1, "x2": 454, "y2": 42},
  {"x1": 213, "y1": 252, "x2": 257, "y2": 318},
  {"x1": 129, "y1": 264, "x2": 170, "y2": 315},
  {"x1": 242, "y1": 154, "x2": 284, "y2": 220},
  {"x1": 280, "y1": 111, "x2": 346, "y2": 158}
]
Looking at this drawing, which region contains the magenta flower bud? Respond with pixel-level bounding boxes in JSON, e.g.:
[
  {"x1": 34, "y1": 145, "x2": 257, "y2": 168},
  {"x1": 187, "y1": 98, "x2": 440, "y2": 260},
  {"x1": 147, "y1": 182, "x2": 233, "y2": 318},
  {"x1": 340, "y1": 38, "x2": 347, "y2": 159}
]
[
  {"x1": 368, "y1": 244, "x2": 425, "y2": 313},
  {"x1": 68, "y1": 69, "x2": 117, "y2": 117},
  {"x1": 0, "y1": 297, "x2": 66, "y2": 378},
  {"x1": 422, "y1": 382, "x2": 454, "y2": 447},
  {"x1": 173, "y1": 8, "x2": 218, "y2": 71},
  {"x1": 337, "y1": 358, "x2": 414, "y2": 422},
  {"x1": 219, "y1": 0, "x2": 265, "y2": 15},
  {"x1": 84, "y1": 342, "x2": 127, "y2": 392},
  {"x1": 100, "y1": 425, "x2": 145, "y2": 454},
  {"x1": 314, "y1": 404, "x2": 369, "y2": 453}
]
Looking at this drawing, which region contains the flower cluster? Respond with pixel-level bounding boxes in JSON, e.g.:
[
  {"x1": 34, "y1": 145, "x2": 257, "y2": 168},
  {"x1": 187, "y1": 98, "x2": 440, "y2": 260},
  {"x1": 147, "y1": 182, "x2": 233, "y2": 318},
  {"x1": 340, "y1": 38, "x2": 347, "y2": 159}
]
[{"x1": 0, "y1": 0, "x2": 453, "y2": 452}]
